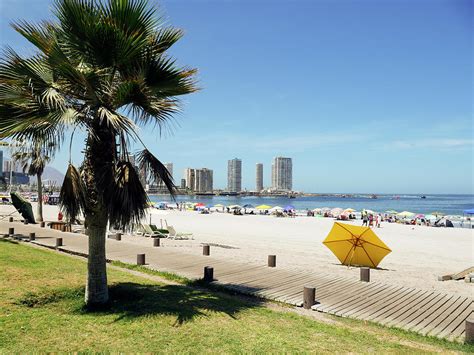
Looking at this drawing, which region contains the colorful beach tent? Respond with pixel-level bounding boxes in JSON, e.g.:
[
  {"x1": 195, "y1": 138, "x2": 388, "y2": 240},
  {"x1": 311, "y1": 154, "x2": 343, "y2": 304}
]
[
  {"x1": 323, "y1": 222, "x2": 391, "y2": 268},
  {"x1": 256, "y1": 204, "x2": 271, "y2": 210}
]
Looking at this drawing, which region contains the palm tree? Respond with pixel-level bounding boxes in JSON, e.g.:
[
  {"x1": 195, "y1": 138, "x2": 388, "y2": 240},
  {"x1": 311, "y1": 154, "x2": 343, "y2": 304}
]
[
  {"x1": 0, "y1": 0, "x2": 197, "y2": 306},
  {"x1": 11, "y1": 140, "x2": 52, "y2": 222}
]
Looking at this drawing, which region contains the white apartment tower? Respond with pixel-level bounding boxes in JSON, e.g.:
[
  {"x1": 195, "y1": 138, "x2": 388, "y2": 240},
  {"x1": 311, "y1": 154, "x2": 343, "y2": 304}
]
[
  {"x1": 227, "y1": 158, "x2": 242, "y2": 192},
  {"x1": 271, "y1": 157, "x2": 292, "y2": 191},
  {"x1": 256, "y1": 163, "x2": 263, "y2": 192},
  {"x1": 163, "y1": 163, "x2": 173, "y2": 180},
  {"x1": 184, "y1": 167, "x2": 213, "y2": 192}
]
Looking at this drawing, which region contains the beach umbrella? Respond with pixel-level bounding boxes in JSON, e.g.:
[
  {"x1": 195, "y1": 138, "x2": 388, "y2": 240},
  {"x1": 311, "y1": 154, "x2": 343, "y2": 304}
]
[
  {"x1": 424, "y1": 214, "x2": 436, "y2": 221},
  {"x1": 365, "y1": 209, "x2": 376, "y2": 214},
  {"x1": 284, "y1": 205, "x2": 295, "y2": 211},
  {"x1": 397, "y1": 211, "x2": 414, "y2": 218},
  {"x1": 312, "y1": 208, "x2": 321, "y2": 213},
  {"x1": 385, "y1": 210, "x2": 398, "y2": 214},
  {"x1": 330, "y1": 208, "x2": 343, "y2": 217},
  {"x1": 431, "y1": 211, "x2": 445, "y2": 217},
  {"x1": 269, "y1": 206, "x2": 283, "y2": 212},
  {"x1": 213, "y1": 204, "x2": 224, "y2": 208},
  {"x1": 323, "y1": 222, "x2": 392, "y2": 268},
  {"x1": 343, "y1": 208, "x2": 355, "y2": 213},
  {"x1": 256, "y1": 204, "x2": 272, "y2": 210},
  {"x1": 321, "y1": 207, "x2": 331, "y2": 211},
  {"x1": 243, "y1": 204, "x2": 254, "y2": 208},
  {"x1": 228, "y1": 205, "x2": 242, "y2": 209},
  {"x1": 415, "y1": 214, "x2": 425, "y2": 219},
  {"x1": 11, "y1": 192, "x2": 36, "y2": 224}
]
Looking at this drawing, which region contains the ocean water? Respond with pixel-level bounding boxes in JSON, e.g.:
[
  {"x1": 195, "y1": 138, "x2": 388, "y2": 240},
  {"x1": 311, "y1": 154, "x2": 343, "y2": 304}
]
[{"x1": 149, "y1": 194, "x2": 474, "y2": 216}]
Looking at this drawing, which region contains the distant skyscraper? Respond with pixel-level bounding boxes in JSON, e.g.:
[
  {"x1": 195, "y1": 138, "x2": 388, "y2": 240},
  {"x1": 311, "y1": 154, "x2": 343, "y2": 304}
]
[
  {"x1": 184, "y1": 168, "x2": 213, "y2": 192},
  {"x1": 164, "y1": 163, "x2": 173, "y2": 180},
  {"x1": 0, "y1": 150, "x2": 3, "y2": 176},
  {"x1": 180, "y1": 178, "x2": 186, "y2": 189},
  {"x1": 184, "y1": 168, "x2": 195, "y2": 190},
  {"x1": 271, "y1": 157, "x2": 292, "y2": 191},
  {"x1": 227, "y1": 158, "x2": 242, "y2": 192},
  {"x1": 256, "y1": 163, "x2": 263, "y2": 192},
  {"x1": 194, "y1": 168, "x2": 213, "y2": 192}
]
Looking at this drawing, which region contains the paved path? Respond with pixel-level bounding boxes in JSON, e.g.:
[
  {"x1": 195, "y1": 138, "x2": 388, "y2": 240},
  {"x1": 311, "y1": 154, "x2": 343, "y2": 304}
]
[{"x1": 2, "y1": 221, "x2": 472, "y2": 343}]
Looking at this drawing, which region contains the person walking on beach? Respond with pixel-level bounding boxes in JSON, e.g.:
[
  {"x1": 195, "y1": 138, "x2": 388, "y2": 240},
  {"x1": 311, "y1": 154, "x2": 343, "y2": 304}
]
[
  {"x1": 375, "y1": 214, "x2": 381, "y2": 228},
  {"x1": 362, "y1": 210, "x2": 368, "y2": 226},
  {"x1": 368, "y1": 214, "x2": 374, "y2": 227}
]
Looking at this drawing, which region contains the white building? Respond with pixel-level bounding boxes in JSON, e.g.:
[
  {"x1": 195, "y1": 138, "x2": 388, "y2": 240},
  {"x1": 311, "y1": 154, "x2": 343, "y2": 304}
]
[
  {"x1": 256, "y1": 163, "x2": 263, "y2": 192},
  {"x1": 227, "y1": 158, "x2": 242, "y2": 192},
  {"x1": 271, "y1": 157, "x2": 292, "y2": 191},
  {"x1": 184, "y1": 167, "x2": 213, "y2": 192}
]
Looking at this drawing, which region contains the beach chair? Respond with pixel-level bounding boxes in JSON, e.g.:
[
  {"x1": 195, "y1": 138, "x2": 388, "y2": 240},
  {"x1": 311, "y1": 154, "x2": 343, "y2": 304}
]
[
  {"x1": 140, "y1": 224, "x2": 162, "y2": 238},
  {"x1": 149, "y1": 224, "x2": 169, "y2": 238},
  {"x1": 166, "y1": 225, "x2": 193, "y2": 240}
]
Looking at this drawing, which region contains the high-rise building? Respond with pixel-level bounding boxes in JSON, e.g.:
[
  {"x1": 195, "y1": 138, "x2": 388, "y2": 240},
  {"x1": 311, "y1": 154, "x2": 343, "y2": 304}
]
[
  {"x1": 256, "y1": 163, "x2": 263, "y2": 192},
  {"x1": 271, "y1": 157, "x2": 292, "y2": 191},
  {"x1": 184, "y1": 168, "x2": 195, "y2": 190},
  {"x1": 180, "y1": 178, "x2": 186, "y2": 189},
  {"x1": 184, "y1": 168, "x2": 213, "y2": 192},
  {"x1": 227, "y1": 158, "x2": 242, "y2": 192},
  {"x1": 194, "y1": 168, "x2": 213, "y2": 193},
  {"x1": 163, "y1": 163, "x2": 173, "y2": 180},
  {"x1": 0, "y1": 150, "x2": 3, "y2": 176},
  {"x1": 3, "y1": 159, "x2": 21, "y2": 174}
]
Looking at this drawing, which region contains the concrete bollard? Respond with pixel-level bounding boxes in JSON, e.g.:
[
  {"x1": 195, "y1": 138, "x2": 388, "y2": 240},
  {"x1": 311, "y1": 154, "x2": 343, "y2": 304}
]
[
  {"x1": 29, "y1": 232, "x2": 35, "y2": 241},
  {"x1": 360, "y1": 267, "x2": 370, "y2": 282},
  {"x1": 466, "y1": 319, "x2": 474, "y2": 344},
  {"x1": 203, "y1": 244, "x2": 210, "y2": 256},
  {"x1": 303, "y1": 286, "x2": 316, "y2": 309},
  {"x1": 115, "y1": 233, "x2": 122, "y2": 241},
  {"x1": 204, "y1": 266, "x2": 214, "y2": 282},
  {"x1": 9, "y1": 217, "x2": 13, "y2": 222},
  {"x1": 40, "y1": 221, "x2": 45, "y2": 228},
  {"x1": 8, "y1": 227, "x2": 14, "y2": 236},
  {"x1": 55, "y1": 238, "x2": 63, "y2": 247},
  {"x1": 137, "y1": 254, "x2": 146, "y2": 265},
  {"x1": 268, "y1": 255, "x2": 276, "y2": 267},
  {"x1": 153, "y1": 238, "x2": 160, "y2": 247}
]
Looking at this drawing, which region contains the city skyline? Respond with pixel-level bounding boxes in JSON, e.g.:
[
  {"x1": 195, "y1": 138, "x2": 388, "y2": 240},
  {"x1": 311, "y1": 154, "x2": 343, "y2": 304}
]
[{"x1": 0, "y1": 0, "x2": 471, "y2": 194}]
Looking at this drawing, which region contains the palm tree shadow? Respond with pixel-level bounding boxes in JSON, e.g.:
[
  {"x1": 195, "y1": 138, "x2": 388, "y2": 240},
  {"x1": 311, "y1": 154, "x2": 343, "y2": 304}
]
[{"x1": 79, "y1": 282, "x2": 263, "y2": 326}]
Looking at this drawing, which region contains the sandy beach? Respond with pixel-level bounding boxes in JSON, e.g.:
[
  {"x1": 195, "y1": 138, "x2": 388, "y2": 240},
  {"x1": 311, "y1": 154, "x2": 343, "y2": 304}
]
[{"x1": 2, "y1": 203, "x2": 473, "y2": 298}]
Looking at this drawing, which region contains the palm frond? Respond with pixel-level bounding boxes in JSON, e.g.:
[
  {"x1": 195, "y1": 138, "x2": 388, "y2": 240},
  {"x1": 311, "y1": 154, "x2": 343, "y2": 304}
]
[
  {"x1": 136, "y1": 148, "x2": 175, "y2": 195},
  {"x1": 59, "y1": 163, "x2": 86, "y2": 222},
  {"x1": 106, "y1": 161, "x2": 148, "y2": 229}
]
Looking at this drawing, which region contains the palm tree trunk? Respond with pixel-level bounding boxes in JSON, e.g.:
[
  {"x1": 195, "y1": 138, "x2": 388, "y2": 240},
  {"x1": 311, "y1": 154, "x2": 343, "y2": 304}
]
[
  {"x1": 85, "y1": 204, "x2": 108, "y2": 305},
  {"x1": 83, "y1": 126, "x2": 115, "y2": 306},
  {"x1": 36, "y1": 172, "x2": 43, "y2": 222}
]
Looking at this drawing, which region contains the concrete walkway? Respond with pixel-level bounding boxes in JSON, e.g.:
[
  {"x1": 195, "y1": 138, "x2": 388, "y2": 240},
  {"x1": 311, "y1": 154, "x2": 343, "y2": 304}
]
[{"x1": 2, "y1": 220, "x2": 472, "y2": 343}]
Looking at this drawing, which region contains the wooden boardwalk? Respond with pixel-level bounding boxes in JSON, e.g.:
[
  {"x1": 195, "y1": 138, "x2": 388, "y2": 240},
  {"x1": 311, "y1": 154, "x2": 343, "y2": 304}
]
[{"x1": 2, "y1": 221, "x2": 472, "y2": 342}]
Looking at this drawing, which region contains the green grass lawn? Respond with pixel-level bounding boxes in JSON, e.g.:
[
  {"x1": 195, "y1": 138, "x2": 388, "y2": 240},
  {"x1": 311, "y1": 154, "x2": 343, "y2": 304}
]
[{"x1": 0, "y1": 239, "x2": 471, "y2": 353}]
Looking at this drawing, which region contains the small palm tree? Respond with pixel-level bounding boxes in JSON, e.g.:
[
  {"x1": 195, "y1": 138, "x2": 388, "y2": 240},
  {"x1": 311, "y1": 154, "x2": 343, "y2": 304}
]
[
  {"x1": 0, "y1": 0, "x2": 197, "y2": 306},
  {"x1": 11, "y1": 140, "x2": 52, "y2": 222}
]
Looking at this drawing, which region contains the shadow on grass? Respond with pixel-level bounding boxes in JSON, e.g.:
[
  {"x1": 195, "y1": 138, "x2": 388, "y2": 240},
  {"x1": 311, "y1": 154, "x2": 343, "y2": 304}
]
[{"x1": 17, "y1": 281, "x2": 263, "y2": 326}]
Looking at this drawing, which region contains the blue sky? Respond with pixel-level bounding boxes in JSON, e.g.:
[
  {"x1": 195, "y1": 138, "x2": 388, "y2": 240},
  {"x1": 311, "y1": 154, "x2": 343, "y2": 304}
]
[{"x1": 0, "y1": 0, "x2": 472, "y2": 193}]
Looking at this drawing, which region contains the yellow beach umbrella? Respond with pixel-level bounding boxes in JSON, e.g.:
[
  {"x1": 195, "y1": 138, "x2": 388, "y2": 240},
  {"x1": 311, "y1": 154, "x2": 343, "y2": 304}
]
[
  {"x1": 323, "y1": 222, "x2": 391, "y2": 268},
  {"x1": 256, "y1": 204, "x2": 272, "y2": 210}
]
